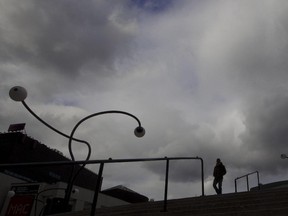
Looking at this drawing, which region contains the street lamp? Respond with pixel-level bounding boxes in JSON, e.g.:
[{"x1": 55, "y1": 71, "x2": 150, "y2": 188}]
[
  {"x1": 9, "y1": 86, "x2": 146, "y2": 212},
  {"x1": 9, "y1": 86, "x2": 92, "y2": 160},
  {"x1": 281, "y1": 154, "x2": 288, "y2": 159}
]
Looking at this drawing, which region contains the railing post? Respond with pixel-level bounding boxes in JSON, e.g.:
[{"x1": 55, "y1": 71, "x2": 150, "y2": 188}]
[
  {"x1": 163, "y1": 158, "x2": 170, "y2": 212},
  {"x1": 257, "y1": 171, "x2": 260, "y2": 190},
  {"x1": 246, "y1": 175, "x2": 249, "y2": 191},
  {"x1": 235, "y1": 178, "x2": 238, "y2": 193},
  {"x1": 90, "y1": 162, "x2": 104, "y2": 216},
  {"x1": 199, "y1": 157, "x2": 204, "y2": 196}
]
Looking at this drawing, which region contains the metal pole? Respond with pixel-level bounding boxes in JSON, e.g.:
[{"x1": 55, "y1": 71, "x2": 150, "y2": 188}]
[
  {"x1": 199, "y1": 157, "x2": 204, "y2": 196},
  {"x1": 163, "y1": 158, "x2": 170, "y2": 212},
  {"x1": 235, "y1": 179, "x2": 238, "y2": 193},
  {"x1": 246, "y1": 176, "x2": 249, "y2": 191},
  {"x1": 91, "y1": 163, "x2": 104, "y2": 216},
  {"x1": 257, "y1": 171, "x2": 260, "y2": 190},
  {"x1": 63, "y1": 171, "x2": 74, "y2": 211}
]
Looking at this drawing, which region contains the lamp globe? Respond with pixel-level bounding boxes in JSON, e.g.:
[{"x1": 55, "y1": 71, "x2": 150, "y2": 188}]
[
  {"x1": 9, "y1": 86, "x2": 27, "y2": 101},
  {"x1": 134, "y1": 126, "x2": 145, "y2": 137}
]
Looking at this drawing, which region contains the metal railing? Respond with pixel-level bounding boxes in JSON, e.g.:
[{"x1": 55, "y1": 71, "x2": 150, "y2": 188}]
[
  {"x1": 234, "y1": 171, "x2": 260, "y2": 192},
  {"x1": 0, "y1": 156, "x2": 204, "y2": 216}
]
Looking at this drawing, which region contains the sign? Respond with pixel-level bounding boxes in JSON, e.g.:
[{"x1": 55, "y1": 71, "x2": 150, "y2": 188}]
[
  {"x1": 8, "y1": 123, "x2": 26, "y2": 132},
  {"x1": 5, "y1": 184, "x2": 40, "y2": 216},
  {"x1": 5, "y1": 195, "x2": 34, "y2": 216},
  {"x1": 10, "y1": 185, "x2": 40, "y2": 195}
]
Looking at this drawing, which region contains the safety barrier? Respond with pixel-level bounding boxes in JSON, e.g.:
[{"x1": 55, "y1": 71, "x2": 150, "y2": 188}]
[
  {"x1": 234, "y1": 171, "x2": 260, "y2": 192},
  {"x1": 0, "y1": 156, "x2": 204, "y2": 216}
]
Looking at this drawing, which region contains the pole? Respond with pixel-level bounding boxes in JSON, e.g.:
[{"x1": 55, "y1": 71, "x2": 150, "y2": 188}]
[
  {"x1": 91, "y1": 163, "x2": 104, "y2": 216},
  {"x1": 246, "y1": 176, "x2": 249, "y2": 191},
  {"x1": 163, "y1": 158, "x2": 169, "y2": 212},
  {"x1": 257, "y1": 171, "x2": 260, "y2": 190},
  {"x1": 199, "y1": 157, "x2": 204, "y2": 196}
]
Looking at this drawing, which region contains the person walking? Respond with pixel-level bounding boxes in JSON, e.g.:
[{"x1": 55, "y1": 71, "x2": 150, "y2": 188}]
[{"x1": 213, "y1": 158, "x2": 226, "y2": 194}]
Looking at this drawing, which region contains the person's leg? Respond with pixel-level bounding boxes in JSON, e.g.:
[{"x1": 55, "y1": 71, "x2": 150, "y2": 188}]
[
  {"x1": 218, "y1": 178, "x2": 223, "y2": 194},
  {"x1": 213, "y1": 178, "x2": 219, "y2": 194}
]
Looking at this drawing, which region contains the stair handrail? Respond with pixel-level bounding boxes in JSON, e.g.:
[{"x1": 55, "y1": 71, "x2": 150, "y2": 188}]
[
  {"x1": 234, "y1": 171, "x2": 260, "y2": 192},
  {"x1": 0, "y1": 156, "x2": 204, "y2": 215}
]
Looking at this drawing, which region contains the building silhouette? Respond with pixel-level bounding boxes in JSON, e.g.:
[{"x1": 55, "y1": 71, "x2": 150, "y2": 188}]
[
  {"x1": 0, "y1": 130, "x2": 148, "y2": 215},
  {"x1": 0, "y1": 131, "x2": 98, "y2": 190}
]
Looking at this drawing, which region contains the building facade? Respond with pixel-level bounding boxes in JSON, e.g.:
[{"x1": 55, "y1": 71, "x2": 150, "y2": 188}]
[{"x1": 0, "y1": 131, "x2": 147, "y2": 216}]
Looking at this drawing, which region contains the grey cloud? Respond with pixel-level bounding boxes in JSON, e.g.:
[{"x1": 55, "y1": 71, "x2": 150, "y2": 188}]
[
  {"x1": 3, "y1": 0, "x2": 288, "y2": 199},
  {"x1": 194, "y1": 1, "x2": 288, "y2": 100},
  {"x1": 0, "y1": 0, "x2": 136, "y2": 77},
  {"x1": 239, "y1": 94, "x2": 288, "y2": 173},
  {"x1": 134, "y1": 0, "x2": 288, "y2": 187}
]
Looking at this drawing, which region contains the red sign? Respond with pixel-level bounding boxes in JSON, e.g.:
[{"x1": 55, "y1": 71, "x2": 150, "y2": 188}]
[{"x1": 5, "y1": 195, "x2": 34, "y2": 216}]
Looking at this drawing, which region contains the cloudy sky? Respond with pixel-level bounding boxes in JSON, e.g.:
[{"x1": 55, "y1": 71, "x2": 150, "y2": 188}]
[{"x1": 1, "y1": 0, "x2": 288, "y2": 200}]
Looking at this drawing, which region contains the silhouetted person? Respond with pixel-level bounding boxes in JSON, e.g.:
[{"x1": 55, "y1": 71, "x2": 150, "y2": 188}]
[{"x1": 213, "y1": 158, "x2": 226, "y2": 194}]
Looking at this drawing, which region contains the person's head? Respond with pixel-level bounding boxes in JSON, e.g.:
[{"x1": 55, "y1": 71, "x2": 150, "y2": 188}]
[{"x1": 216, "y1": 158, "x2": 221, "y2": 164}]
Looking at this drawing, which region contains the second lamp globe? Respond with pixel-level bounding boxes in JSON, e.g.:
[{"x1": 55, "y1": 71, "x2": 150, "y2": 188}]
[{"x1": 134, "y1": 126, "x2": 145, "y2": 138}]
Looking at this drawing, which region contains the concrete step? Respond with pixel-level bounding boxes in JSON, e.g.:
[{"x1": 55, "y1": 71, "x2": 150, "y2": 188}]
[{"x1": 50, "y1": 187, "x2": 288, "y2": 216}]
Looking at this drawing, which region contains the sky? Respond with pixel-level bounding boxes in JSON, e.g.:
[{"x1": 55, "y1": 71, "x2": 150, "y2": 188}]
[{"x1": 1, "y1": 0, "x2": 288, "y2": 200}]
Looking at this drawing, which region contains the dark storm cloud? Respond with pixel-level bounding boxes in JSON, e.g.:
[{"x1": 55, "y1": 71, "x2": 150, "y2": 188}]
[
  {"x1": 0, "y1": 0, "x2": 136, "y2": 77},
  {"x1": 238, "y1": 93, "x2": 288, "y2": 173}
]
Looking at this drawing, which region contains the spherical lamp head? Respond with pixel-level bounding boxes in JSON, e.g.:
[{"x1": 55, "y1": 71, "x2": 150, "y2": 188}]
[
  {"x1": 9, "y1": 86, "x2": 27, "y2": 101},
  {"x1": 281, "y1": 154, "x2": 287, "y2": 159},
  {"x1": 134, "y1": 126, "x2": 145, "y2": 137}
]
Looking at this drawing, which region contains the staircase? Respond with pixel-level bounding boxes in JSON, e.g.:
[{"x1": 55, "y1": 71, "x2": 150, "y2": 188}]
[{"x1": 51, "y1": 187, "x2": 288, "y2": 216}]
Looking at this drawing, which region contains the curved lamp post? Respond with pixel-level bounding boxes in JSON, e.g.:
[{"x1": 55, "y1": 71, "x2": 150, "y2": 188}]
[
  {"x1": 9, "y1": 86, "x2": 146, "y2": 212},
  {"x1": 65, "y1": 111, "x2": 145, "y2": 209},
  {"x1": 9, "y1": 86, "x2": 92, "y2": 160}
]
